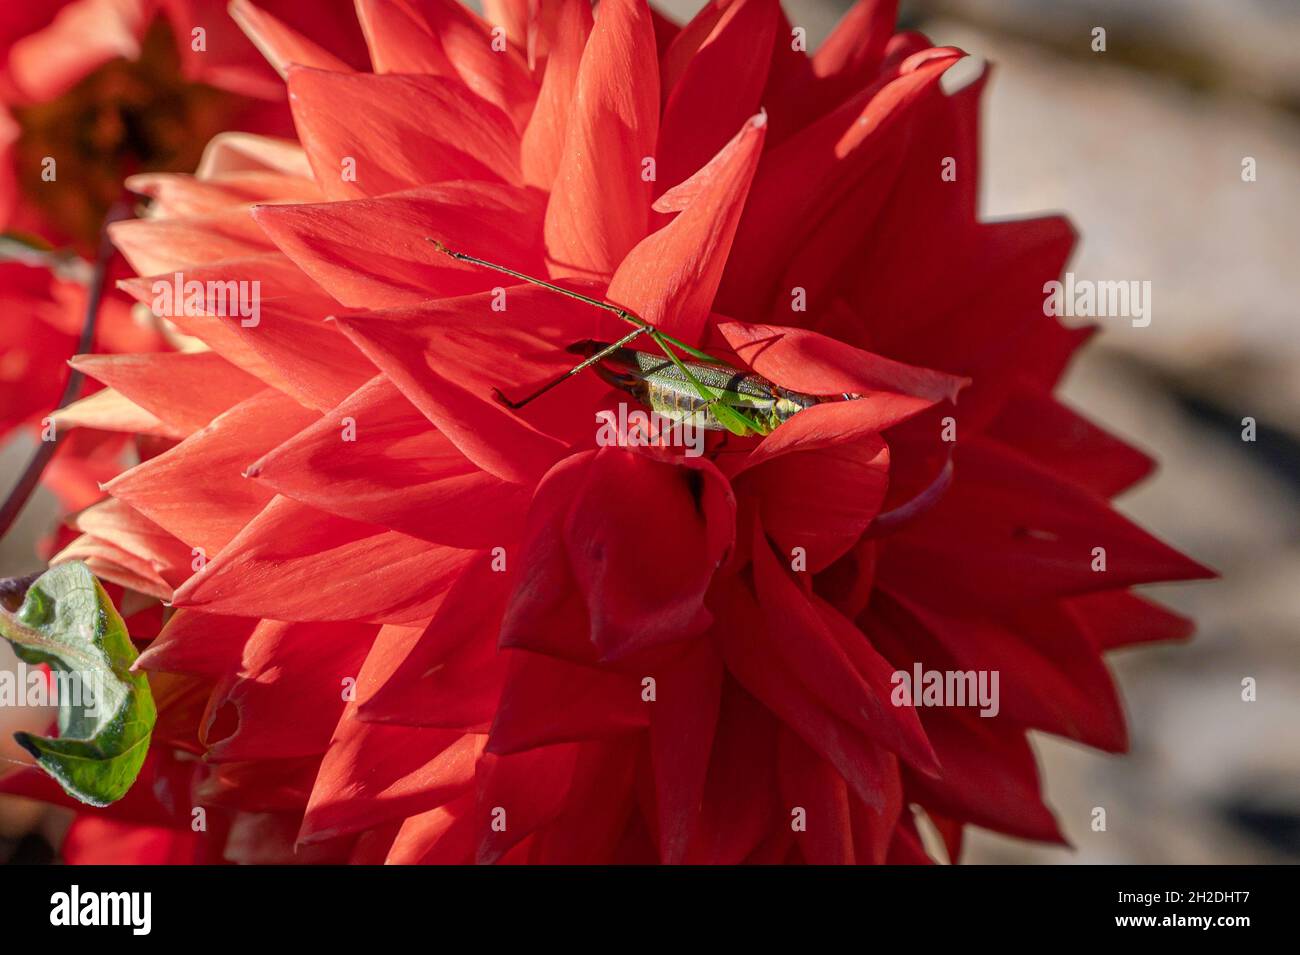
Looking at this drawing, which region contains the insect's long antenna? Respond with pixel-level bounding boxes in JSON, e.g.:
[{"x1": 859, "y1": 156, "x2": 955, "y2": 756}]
[
  {"x1": 429, "y1": 238, "x2": 646, "y2": 324},
  {"x1": 493, "y1": 325, "x2": 649, "y2": 409},
  {"x1": 427, "y1": 239, "x2": 722, "y2": 363}
]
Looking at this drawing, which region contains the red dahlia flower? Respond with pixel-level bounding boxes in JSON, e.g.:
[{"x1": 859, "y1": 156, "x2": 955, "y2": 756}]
[{"x1": 8, "y1": 0, "x2": 1211, "y2": 864}]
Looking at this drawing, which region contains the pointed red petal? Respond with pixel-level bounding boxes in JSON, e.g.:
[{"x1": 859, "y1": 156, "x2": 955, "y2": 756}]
[
  {"x1": 607, "y1": 113, "x2": 764, "y2": 343},
  {"x1": 70, "y1": 352, "x2": 265, "y2": 436},
  {"x1": 520, "y1": 0, "x2": 593, "y2": 188},
  {"x1": 542, "y1": 0, "x2": 659, "y2": 279},
  {"x1": 299, "y1": 718, "x2": 481, "y2": 844},
  {"x1": 657, "y1": 0, "x2": 777, "y2": 193},
  {"x1": 286, "y1": 67, "x2": 522, "y2": 199},
  {"x1": 248, "y1": 375, "x2": 530, "y2": 547},
  {"x1": 105, "y1": 390, "x2": 317, "y2": 554},
  {"x1": 251, "y1": 182, "x2": 546, "y2": 308},
  {"x1": 171, "y1": 496, "x2": 478, "y2": 624}
]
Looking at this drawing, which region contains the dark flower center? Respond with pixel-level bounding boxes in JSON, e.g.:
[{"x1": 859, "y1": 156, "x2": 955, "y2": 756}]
[{"x1": 11, "y1": 20, "x2": 237, "y2": 245}]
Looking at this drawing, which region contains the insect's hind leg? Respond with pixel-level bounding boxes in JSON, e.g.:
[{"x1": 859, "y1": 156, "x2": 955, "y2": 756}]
[{"x1": 492, "y1": 326, "x2": 650, "y2": 410}]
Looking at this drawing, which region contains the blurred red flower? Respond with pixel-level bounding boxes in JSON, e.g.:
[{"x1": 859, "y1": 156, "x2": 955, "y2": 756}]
[
  {"x1": 5, "y1": 0, "x2": 1211, "y2": 864},
  {"x1": 0, "y1": 0, "x2": 367, "y2": 507}
]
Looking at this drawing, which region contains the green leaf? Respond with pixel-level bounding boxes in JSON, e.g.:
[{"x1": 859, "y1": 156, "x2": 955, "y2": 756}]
[{"x1": 0, "y1": 562, "x2": 155, "y2": 806}]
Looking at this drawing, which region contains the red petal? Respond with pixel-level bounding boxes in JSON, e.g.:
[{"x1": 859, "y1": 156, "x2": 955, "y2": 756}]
[
  {"x1": 70, "y1": 352, "x2": 265, "y2": 436},
  {"x1": 201, "y1": 619, "x2": 377, "y2": 762},
  {"x1": 719, "y1": 320, "x2": 967, "y2": 404},
  {"x1": 486, "y1": 651, "x2": 649, "y2": 754},
  {"x1": 396, "y1": 0, "x2": 537, "y2": 130},
  {"x1": 357, "y1": 561, "x2": 508, "y2": 729},
  {"x1": 778, "y1": 728, "x2": 856, "y2": 864},
  {"x1": 520, "y1": 0, "x2": 593, "y2": 188},
  {"x1": 171, "y1": 496, "x2": 478, "y2": 624},
  {"x1": 299, "y1": 718, "x2": 481, "y2": 844},
  {"x1": 657, "y1": 0, "x2": 777, "y2": 194},
  {"x1": 286, "y1": 67, "x2": 522, "y2": 199},
  {"x1": 229, "y1": 0, "x2": 356, "y2": 77},
  {"x1": 607, "y1": 113, "x2": 765, "y2": 343},
  {"x1": 735, "y1": 407, "x2": 890, "y2": 570},
  {"x1": 751, "y1": 529, "x2": 937, "y2": 772},
  {"x1": 248, "y1": 375, "x2": 530, "y2": 547},
  {"x1": 650, "y1": 639, "x2": 723, "y2": 863},
  {"x1": 542, "y1": 0, "x2": 659, "y2": 279},
  {"x1": 109, "y1": 207, "x2": 274, "y2": 276},
  {"x1": 1068, "y1": 590, "x2": 1194, "y2": 652},
  {"x1": 387, "y1": 791, "x2": 478, "y2": 863},
  {"x1": 70, "y1": 498, "x2": 193, "y2": 589},
  {"x1": 719, "y1": 45, "x2": 963, "y2": 316},
  {"x1": 105, "y1": 389, "x2": 317, "y2": 554},
  {"x1": 880, "y1": 439, "x2": 1215, "y2": 612},
  {"x1": 985, "y1": 388, "x2": 1153, "y2": 498},
  {"x1": 904, "y1": 711, "x2": 1066, "y2": 843},
  {"x1": 134, "y1": 610, "x2": 255, "y2": 678},
  {"x1": 251, "y1": 182, "x2": 546, "y2": 309},
  {"x1": 474, "y1": 745, "x2": 580, "y2": 863},
  {"x1": 334, "y1": 290, "x2": 581, "y2": 484},
  {"x1": 561, "y1": 448, "x2": 734, "y2": 661},
  {"x1": 120, "y1": 260, "x2": 372, "y2": 411}
]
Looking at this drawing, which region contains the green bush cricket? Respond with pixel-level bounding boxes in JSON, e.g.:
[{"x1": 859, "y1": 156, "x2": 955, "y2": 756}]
[{"x1": 429, "y1": 241, "x2": 859, "y2": 438}]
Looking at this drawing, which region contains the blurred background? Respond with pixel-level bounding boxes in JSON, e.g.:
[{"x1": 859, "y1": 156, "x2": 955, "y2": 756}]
[{"x1": 3, "y1": 0, "x2": 1298, "y2": 863}]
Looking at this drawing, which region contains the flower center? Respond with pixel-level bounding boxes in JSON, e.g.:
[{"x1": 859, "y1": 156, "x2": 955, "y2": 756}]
[{"x1": 11, "y1": 20, "x2": 237, "y2": 245}]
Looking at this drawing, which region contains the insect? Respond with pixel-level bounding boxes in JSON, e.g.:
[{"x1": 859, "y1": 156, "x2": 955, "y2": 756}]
[{"x1": 429, "y1": 241, "x2": 857, "y2": 437}]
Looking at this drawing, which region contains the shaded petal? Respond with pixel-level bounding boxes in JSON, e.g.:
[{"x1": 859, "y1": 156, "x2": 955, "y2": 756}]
[
  {"x1": 735, "y1": 413, "x2": 889, "y2": 571},
  {"x1": 650, "y1": 638, "x2": 723, "y2": 863},
  {"x1": 229, "y1": 0, "x2": 357, "y2": 77},
  {"x1": 778, "y1": 728, "x2": 856, "y2": 864},
  {"x1": 879, "y1": 439, "x2": 1215, "y2": 613},
  {"x1": 984, "y1": 388, "x2": 1153, "y2": 498},
  {"x1": 201, "y1": 619, "x2": 377, "y2": 762},
  {"x1": 299, "y1": 717, "x2": 481, "y2": 844},
  {"x1": 474, "y1": 745, "x2": 579, "y2": 864},
  {"x1": 657, "y1": 0, "x2": 777, "y2": 194},
  {"x1": 561, "y1": 448, "x2": 734, "y2": 661},
  {"x1": 134, "y1": 610, "x2": 255, "y2": 679},
  {"x1": 904, "y1": 712, "x2": 1066, "y2": 844},
  {"x1": 718, "y1": 45, "x2": 963, "y2": 316},
  {"x1": 357, "y1": 561, "x2": 508, "y2": 729},
  {"x1": 487, "y1": 651, "x2": 649, "y2": 753}
]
